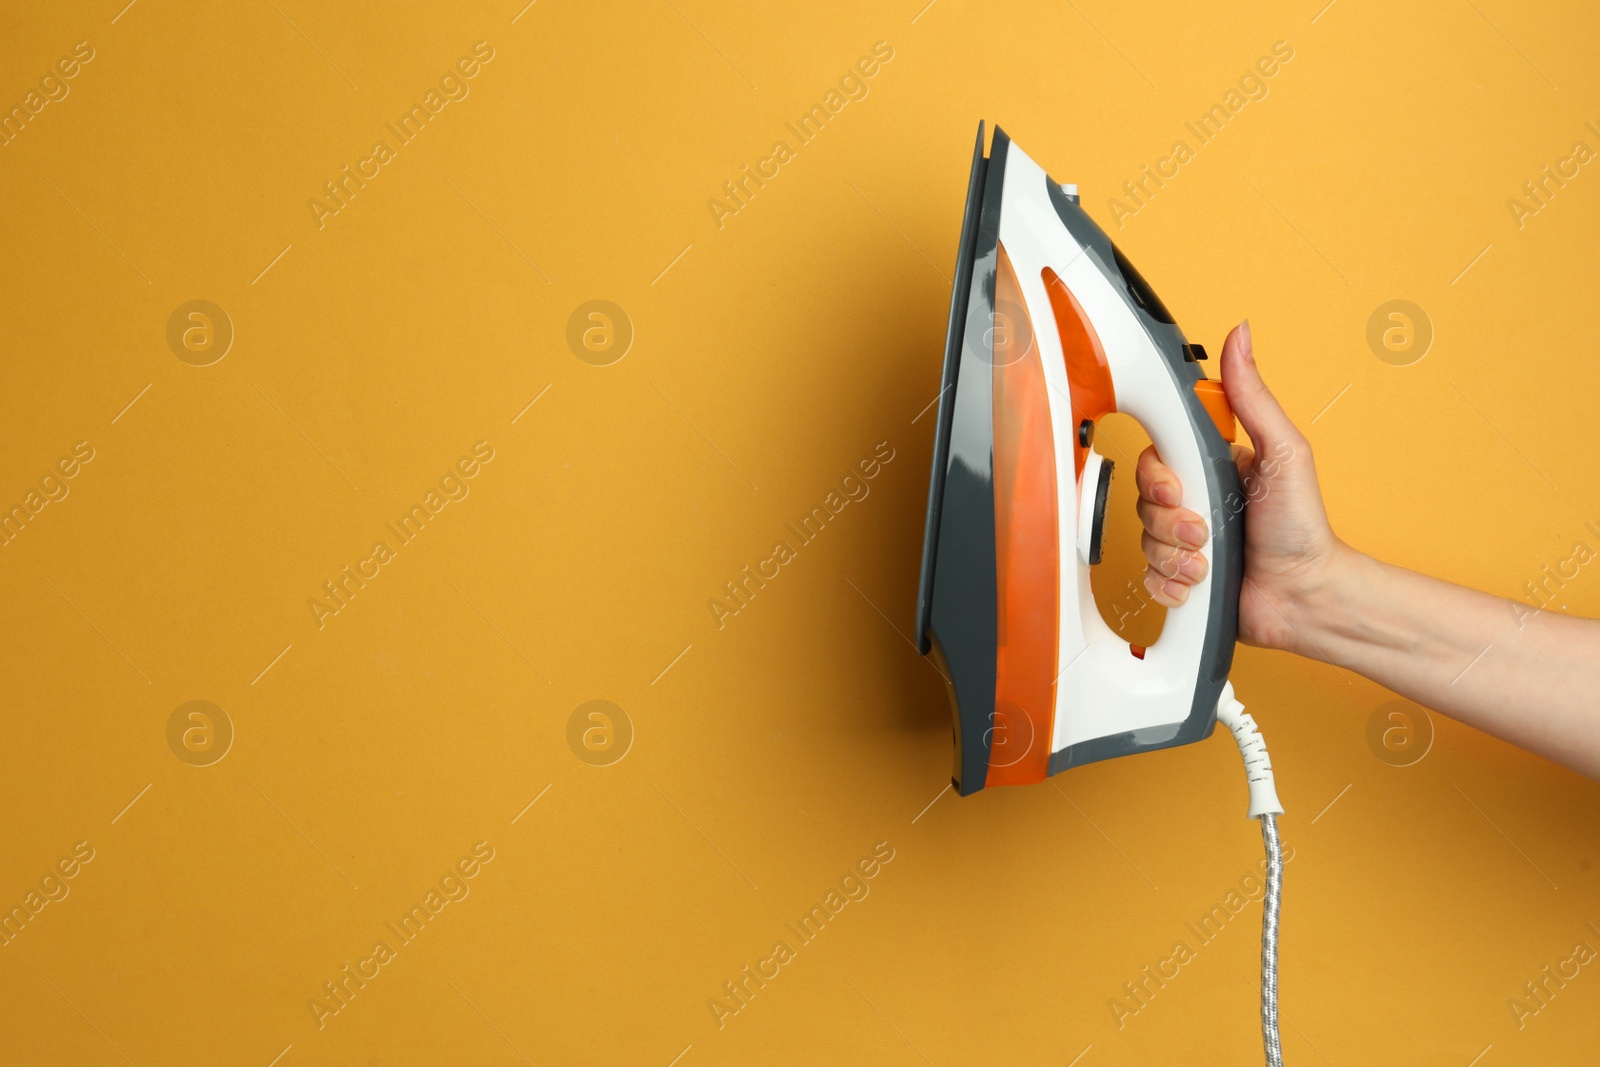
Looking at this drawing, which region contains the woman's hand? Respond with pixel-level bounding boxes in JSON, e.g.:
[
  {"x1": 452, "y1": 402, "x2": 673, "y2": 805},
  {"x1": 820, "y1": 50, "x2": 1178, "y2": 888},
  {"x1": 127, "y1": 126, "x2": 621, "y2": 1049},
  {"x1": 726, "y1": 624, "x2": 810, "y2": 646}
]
[
  {"x1": 1135, "y1": 321, "x2": 1600, "y2": 778},
  {"x1": 1134, "y1": 321, "x2": 1347, "y2": 653}
]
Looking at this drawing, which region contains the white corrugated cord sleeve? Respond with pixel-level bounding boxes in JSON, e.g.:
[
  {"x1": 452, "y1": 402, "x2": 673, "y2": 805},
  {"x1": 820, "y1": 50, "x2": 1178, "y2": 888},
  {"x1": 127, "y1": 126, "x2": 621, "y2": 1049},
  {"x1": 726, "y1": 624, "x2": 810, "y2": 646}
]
[{"x1": 1216, "y1": 681, "x2": 1286, "y2": 1067}]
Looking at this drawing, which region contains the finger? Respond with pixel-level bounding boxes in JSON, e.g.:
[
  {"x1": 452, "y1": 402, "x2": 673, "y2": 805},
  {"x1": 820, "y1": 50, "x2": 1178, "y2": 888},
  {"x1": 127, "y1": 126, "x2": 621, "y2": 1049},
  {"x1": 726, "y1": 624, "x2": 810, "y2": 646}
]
[
  {"x1": 1144, "y1": 566, "x2": 1190, "y2": 607},
  {"x1": 1230, "y1": 442, "x2": 1256, "y2": 480},
  {"x1": 1221, "y1": 320, "x2": 1303, "y2": 456},
  {"x1": 1136, "y1": 496, "x2": 1210, "y2": 549},
  {"x1": 1135, "y1": 445, "x2": 1181, "y2": 506},
  {"x1": 1142, "y1": 532, "x2": 1208, "y2": 584}
]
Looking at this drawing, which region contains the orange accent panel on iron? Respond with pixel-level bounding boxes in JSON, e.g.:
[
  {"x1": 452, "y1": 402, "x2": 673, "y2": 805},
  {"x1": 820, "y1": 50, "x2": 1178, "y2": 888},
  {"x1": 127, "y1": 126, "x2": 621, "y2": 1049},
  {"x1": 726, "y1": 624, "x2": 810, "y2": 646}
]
[
  {"x1": 988, "y1": 243, "x2": 1059, "y2": 787},
  {"x1": 1193, "y1": 379, "x2": 1237, "y2": 443},
  {"x1": 1042, "y1": 266, "x2": 1117, "y2": 478}
]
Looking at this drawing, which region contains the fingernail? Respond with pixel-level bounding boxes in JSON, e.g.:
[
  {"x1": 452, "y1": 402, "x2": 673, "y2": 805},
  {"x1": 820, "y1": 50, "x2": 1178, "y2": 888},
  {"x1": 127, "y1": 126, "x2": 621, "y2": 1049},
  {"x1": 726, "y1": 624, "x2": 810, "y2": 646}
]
[
  {"x1": 1178, "y1": 552, "x2": 1207, "y2": 581},
  {"x1": 1153, "y1": 481, "x2": 1178, "y2": 506},
  {"x1": 1162, "y1": 579, "x2": 1189, "y2": 603},
  {"x1": 1176, "y1": 521, "x2": 1208, "y2": 548},
  {"x1": 1239, "y1": 319, "x2": 1254, "y2": 362}
]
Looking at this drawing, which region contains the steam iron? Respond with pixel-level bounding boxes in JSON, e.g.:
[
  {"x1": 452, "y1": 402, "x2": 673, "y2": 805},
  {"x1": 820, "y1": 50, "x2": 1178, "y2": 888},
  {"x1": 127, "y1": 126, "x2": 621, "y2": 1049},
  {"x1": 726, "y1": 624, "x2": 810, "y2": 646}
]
[{"x1": 916, "y1": 123, "x2": 1246, "y2": 795}]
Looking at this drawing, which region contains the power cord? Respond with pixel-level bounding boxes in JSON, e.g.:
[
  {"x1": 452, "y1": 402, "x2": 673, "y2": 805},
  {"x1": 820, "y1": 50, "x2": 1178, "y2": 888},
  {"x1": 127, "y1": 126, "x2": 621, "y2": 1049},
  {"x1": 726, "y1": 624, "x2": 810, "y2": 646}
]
[{"x1": 1216, "y1": 681, "x2": 1285, "y2": 1067}]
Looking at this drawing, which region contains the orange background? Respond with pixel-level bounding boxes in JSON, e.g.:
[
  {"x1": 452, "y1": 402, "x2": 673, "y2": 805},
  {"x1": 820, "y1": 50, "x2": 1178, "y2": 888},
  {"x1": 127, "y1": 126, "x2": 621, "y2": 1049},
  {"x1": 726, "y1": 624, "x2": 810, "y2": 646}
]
[{"x1": 2, "y1": 1, "x2": 1599, "y2": 1064}]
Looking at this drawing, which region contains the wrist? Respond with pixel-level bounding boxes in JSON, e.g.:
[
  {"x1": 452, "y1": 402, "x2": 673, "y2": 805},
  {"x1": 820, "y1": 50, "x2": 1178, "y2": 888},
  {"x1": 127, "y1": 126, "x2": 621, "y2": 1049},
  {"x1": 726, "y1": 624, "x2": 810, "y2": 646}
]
[{"x1": 1277, "y1": 539, "x2": 1366, "y2": 662}]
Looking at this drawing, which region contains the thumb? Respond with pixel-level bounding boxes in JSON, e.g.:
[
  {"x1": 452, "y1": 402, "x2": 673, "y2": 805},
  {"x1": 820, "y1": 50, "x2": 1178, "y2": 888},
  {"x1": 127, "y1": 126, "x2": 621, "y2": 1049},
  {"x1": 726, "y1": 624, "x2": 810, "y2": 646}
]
[{"x1": 1220, "y1": 320, "x2": 1299, "y2": 454}]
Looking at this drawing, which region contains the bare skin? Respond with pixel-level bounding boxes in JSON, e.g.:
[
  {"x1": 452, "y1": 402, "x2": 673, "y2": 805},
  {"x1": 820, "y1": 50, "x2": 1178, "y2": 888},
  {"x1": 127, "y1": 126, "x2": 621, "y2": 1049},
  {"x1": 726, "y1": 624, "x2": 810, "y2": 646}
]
[{"x1": 1137, "y1": 321, "x2": 1600, "y2": 779}]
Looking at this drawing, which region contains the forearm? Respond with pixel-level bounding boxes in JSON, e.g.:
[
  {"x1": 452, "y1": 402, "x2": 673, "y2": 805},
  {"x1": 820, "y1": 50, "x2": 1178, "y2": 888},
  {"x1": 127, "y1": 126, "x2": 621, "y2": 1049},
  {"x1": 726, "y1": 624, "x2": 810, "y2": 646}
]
[{"x1": 1287, "y1": 546, "x2": 1600, "y2": 778}]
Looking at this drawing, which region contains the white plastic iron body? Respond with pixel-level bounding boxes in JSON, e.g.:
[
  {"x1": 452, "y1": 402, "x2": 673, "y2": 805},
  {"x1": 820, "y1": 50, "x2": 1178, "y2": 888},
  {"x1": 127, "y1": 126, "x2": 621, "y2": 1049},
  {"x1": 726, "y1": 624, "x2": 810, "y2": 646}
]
[{"x1": 997, "y1": 141, "x2": 1234, "y2": 759}]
